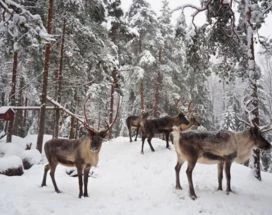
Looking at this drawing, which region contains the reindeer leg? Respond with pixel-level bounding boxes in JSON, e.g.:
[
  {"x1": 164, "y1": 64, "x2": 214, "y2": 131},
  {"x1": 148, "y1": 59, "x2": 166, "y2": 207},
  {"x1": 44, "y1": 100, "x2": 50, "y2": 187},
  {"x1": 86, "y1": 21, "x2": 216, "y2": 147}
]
[
  {"x1": 83, "y1": 165, "x2": 91, "y2": 197},
  {"x1": 77, "y1": 165, "x2": 84, "y2": 198},
  {"x1": 41, "y1": 164, "x2": 50, "y2": 187},
  {"x1": 128, "y1": 126, "x2": 132, "y2": 142},
  {"x1": 186, "y1": 159, "x2": 197, "y2": 200},
  {"x1": 225, "y1": 160, "x2": 232, "y2": 194},
  {"x1": 141, "y1": 136, "x2": 146, "y2": 154},
  {"x1": 135, "y1": 126, "x2": 139, "y2": 141},
  {"x1": 217, "y1": 161, "x2": 224, "y2": 191},
  {"x1": 147, "y1": 137, "x2": 155, "y2": 152},
  {"x1": 175, "y1": 160, "x2": 184, "y2": 190},
  {"x1": 49, "y1": 163, "x2": 61, "y2": 193},
  {"x1": 165, "y1": 132, "x2": 170, "y2": 149}
]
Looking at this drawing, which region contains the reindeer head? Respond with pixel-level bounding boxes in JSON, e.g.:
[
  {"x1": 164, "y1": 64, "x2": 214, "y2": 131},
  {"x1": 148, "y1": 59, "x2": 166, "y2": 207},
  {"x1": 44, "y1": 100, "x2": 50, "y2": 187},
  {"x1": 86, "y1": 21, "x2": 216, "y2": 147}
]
[
  {"x1": 141, "y1": 112, "x2": 149, "y2": 119},
  {"x1": 83, "y1": 95, "x2": 120, "y2": 152},
  {"x1": 177, "y1": 112, "x2": 190, "y2": 126},
  {"x1": 180, "y1": 101, "x2": 201, "y2": 130},
  {"x1": 250, "y1": 126, "x2": 271, "y2": 151}
]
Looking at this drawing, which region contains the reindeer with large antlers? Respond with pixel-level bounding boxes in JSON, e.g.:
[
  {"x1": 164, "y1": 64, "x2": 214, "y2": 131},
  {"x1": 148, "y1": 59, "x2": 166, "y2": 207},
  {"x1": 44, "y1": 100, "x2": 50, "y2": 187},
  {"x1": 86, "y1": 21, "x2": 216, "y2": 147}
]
[{"x1": 41, "y1": 95, "x2": 120, "y2": 198}]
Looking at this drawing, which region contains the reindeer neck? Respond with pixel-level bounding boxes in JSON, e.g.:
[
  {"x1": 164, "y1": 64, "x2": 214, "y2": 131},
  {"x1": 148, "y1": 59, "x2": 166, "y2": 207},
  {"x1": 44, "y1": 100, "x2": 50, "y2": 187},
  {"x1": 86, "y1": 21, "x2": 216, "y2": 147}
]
[{"x1": 235, "y1": 129, "x2": 254, "y2": 163}]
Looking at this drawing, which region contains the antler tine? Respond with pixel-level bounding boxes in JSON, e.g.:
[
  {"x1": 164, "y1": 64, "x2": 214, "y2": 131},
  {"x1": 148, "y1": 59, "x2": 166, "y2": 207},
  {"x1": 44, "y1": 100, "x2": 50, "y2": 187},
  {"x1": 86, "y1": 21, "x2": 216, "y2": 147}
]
[
  {"x1": 104, "y1": 95, "x2": 121, "y2": 132},
  {"x1": 237, "y1": 116, "x2": 252, "y2": 127},
  {"x1": 188, "y1": 101, "x2": 193, "y2": 112},
  {"x1": 260, "y1": 120, "x2": 272, "y2": 133},
  {"x1": 83, "y1": 94, "x2": 98, "y2": 133},
  {"x1": 187, "y1": 101, "x2": 194, "y2": 118}
]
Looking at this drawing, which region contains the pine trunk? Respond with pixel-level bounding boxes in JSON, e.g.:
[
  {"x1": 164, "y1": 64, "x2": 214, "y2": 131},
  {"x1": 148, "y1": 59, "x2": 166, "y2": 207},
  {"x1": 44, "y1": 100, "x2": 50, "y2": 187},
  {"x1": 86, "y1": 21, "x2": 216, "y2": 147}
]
[
  {"x1": 14, "y1": 77, "x2": 24, "y2": 136},
  {"x1": 153, "y1": 49, "x2": 163, "y2": 118},
  {"x1": 140, "y1": 79, "x2": 145, "y2": 112},
  {"x1": 245, "y1": 0, "x2": 261, "y2": 180},
  {"x1": 6, "y1": 51, "x2": 18, "y2": 143},
  {"x1": 36, "y1": 0, "x2": 54, "y2": 153},
  {"x1": 109, "y1": 69, "x2": 118, "y2": 138},
  {"x1": 69, "y1": 116, "x2": 76, "y2": 139},
  {"x1": 53, "y1": 19, "x2": 65, "y2": 138},
  {"x1": 153, "y1": 72, "x2": 160, "y2": 118}
]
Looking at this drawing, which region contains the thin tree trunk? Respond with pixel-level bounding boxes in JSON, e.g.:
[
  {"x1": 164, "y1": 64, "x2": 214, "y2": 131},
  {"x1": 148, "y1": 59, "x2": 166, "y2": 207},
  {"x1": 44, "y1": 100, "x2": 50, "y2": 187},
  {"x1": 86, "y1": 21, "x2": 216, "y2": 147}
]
[
  {"x1": 153, "y1": 72, "x2": 160, "y2": 118},
  {"x1": 153, "y1": 49, "x2": 163, "y2": 118},
  {"x1": 109, "y1": 69, "x2": 118, "y2": 138},
  {"x1": 15, "y1": 77, "x2": 24, "y2": 136},
  {"x1": 6, "y1": 51, "x2": 18, "y2": 143},
  {"x1": 23, "y1": 97, "x2": 28, "y2": 131},
  {"x1": 53, "y1": 19, "x2": 66, "y2": 138},
  {"x1": 140, "y1": 79, "x2": 145, "y2": 112},
  {"x1": 36, "y1": 0, "x2": 54, "y2": 153},
  {"x1": 69, "y1": 116, "x2": 76, "y2": 139},
  {"x1": 244, "y1": 0, "x2": 261, "y2": 180}
]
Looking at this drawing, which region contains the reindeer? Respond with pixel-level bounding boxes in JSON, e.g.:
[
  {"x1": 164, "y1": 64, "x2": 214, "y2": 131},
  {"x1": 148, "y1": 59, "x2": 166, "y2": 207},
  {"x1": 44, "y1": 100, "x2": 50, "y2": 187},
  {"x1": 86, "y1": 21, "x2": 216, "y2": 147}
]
[
  {"x1": 41, "y1": 95, "x2": 120, "y2": 198},
  {"x1": 126, "y1": 112, "x2": 149, "y2": 142},
  {"x1": 172, "y1": 124, "x2": 272, "y2": 200},
  {"x1": 140, "y1": 103, "x2": 199, "y2": 154}
]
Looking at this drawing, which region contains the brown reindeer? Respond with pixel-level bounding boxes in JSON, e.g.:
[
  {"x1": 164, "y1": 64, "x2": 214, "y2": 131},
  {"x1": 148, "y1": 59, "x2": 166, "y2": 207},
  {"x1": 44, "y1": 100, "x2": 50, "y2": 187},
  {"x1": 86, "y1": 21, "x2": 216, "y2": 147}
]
[
  {"x1": 41, "y1": 95, "x2": 120, "y2": 198},
  {"x1": 140, "y1": 103, "x2": 199, "y2": 154},
  {"x1": 126, "y1": 112, "x2": 149, "y2": 142},
  {"x1": 172, "y1": 124, "x2": 272, "y2": 200},
  {"x1": 140, "y1": 112, "x2": 189, "y2": 154}
]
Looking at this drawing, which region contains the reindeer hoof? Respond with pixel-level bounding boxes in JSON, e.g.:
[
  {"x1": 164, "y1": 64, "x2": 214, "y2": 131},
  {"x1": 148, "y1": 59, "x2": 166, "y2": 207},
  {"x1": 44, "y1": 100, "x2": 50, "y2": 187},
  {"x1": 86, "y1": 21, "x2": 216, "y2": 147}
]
[
  {"x1": 84, "y1": 193, "x2": 89, "y2": 197},
  {"x1": 217, "y1": 187, "x2": 223, "y2": 191},
  {"x1": 176, "y1": 186, "x2": 182, "y2": 190},
  {"x1": 190, "y1": 194, "x2": 197, "y2": 200},
  {"x1": 226, "y1": 189, "x2": 232, "y2": 195}
]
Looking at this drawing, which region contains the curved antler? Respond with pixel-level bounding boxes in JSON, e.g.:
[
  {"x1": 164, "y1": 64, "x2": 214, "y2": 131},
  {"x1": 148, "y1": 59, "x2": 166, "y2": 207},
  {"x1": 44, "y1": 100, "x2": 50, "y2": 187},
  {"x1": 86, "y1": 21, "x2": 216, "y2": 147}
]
[
  {"x1": 187, "y1": 101, "x2": 193, "y2": 117},
  {"x1": 103, "y1": 95, "x2": 121, "y2": 133},
  {"x1": 237, "y1": 116, "x2": 253, "y2": 127},
  {"x1": 83, "y1": 94, "x2": 99, "y2": 134},
  {"x1": 259, "y1": 120, "x2": 272, "y2": 133}
]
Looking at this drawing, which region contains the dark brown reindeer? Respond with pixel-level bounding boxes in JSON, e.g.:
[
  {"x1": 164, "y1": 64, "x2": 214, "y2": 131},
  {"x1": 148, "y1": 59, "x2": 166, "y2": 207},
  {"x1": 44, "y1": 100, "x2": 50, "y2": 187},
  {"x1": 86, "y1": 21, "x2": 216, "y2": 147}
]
[
  {"x1": 41, "y1": 95, "x2": 120, "y2": 198},
  {"x1": 126, "y1": 112, "x2": 149, "y2": 142},
  {"x1": 140, "y1": 103, "x2": 199, "y2": 154},
  {"x1": 172, "y1": 123, "x2": 272, "y2": 200}
]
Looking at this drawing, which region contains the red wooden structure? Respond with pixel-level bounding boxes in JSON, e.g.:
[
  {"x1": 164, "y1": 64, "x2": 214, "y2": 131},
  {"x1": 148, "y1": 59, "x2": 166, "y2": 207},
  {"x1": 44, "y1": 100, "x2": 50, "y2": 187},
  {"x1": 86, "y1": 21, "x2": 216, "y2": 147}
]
[{"x1": 0, "y1": 107, "x2": 15, "y2": 121}]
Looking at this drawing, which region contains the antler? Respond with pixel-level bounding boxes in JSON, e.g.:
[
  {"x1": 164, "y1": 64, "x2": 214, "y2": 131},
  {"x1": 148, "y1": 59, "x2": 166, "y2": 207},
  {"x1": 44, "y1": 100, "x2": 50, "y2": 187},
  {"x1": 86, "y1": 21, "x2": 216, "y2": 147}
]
[
  {"x1": 83, "y1": 94, "x2": 99, "y2": 134},
  {"x1": 103, "y1": 95, "x2": 121, "y2": 133},
  {"x1": 259, "y1": 120, "x2": 272, "y2": 133},
  {"x1": 188, "y1": 101, "x2": 193, "y2": 116},
  {"x1": 237, "y1": 116, "x2": 252, "y2": 127}
]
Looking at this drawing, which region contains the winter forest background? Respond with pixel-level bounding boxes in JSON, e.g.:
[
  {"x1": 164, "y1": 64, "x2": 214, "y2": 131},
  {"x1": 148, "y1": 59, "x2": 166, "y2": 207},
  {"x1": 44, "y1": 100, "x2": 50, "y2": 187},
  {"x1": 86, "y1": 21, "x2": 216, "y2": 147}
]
[{"x1": 1, "y1": 0, "x2": 272, "y2": 176}]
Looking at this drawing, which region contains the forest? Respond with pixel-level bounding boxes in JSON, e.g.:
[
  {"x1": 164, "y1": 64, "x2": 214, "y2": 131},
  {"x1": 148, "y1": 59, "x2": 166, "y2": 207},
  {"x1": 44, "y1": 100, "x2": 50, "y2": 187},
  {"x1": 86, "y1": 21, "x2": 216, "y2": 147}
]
[{"x1": 1, "y1": 0, "x2": 272, "y2": 178}]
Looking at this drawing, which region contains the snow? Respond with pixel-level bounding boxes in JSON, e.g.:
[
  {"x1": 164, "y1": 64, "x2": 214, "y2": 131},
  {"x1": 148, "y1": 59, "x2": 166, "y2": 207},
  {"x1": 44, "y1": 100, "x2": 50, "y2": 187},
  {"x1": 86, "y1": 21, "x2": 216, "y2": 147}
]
[
  {"x1": 0, "y1": 155, "x2": 22, "y2": 171},
  {"x1": 1, "y1": 135, "x2": 272, "y2": 214},
  {"x1": 0, "y1": 106, "x2": 14, "y2": 114}
]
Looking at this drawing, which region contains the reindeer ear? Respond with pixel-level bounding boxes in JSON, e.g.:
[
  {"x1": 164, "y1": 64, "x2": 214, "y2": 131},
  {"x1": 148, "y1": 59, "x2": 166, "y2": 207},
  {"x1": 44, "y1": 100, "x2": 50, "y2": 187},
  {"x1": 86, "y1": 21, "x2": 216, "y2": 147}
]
[
  {"x1": 87, "y1": 130, "x2": 96, "y2": 137},
  {"x1": 250, "y1": 126, "x2": 259, "y2": 137},
  {"x1": 99, "y1": 130, "x2": 108, "y2": 138}
]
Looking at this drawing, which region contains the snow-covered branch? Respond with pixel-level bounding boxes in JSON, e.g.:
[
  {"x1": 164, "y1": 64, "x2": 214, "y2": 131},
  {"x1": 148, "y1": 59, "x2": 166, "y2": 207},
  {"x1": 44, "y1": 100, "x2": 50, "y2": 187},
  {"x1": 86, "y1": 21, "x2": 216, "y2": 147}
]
[
  {"x1": 0, "y1": 0, "x2": 55, "y2": 44},
  {"x1": 171, "y1": 0, "x2": 213, "y2": 29}
]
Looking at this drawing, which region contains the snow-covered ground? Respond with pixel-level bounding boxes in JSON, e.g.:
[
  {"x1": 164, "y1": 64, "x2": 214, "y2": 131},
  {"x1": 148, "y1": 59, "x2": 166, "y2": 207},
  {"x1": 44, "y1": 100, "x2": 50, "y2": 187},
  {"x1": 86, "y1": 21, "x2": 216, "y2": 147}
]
[{"x1": 1, "y1": 135, "x2": 272, "y2": 215}]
